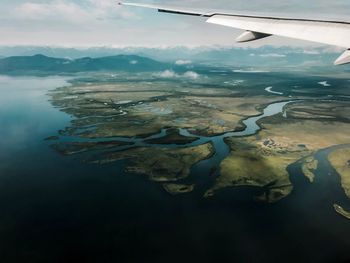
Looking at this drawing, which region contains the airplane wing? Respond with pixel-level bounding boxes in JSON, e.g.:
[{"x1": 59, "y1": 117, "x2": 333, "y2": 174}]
[{"x1": 119, "y1": 2, "x2": 350, "y2": 65}]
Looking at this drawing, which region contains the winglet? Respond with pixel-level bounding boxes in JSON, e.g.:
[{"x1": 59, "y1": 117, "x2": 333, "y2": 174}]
[
  {"x1": 236, "y1": 31, "x2": 271, "y2": 43},
  {"x1": 334, "y1": 49, "x2": 350, "y2": 65}
]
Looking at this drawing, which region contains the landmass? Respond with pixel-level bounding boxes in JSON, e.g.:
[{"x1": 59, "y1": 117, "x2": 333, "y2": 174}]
[
  {"x1": 50, "y1": 81, "x2": 285, "y2": 138},
  {"x1": 301, "y1": 156, "x2": 319, "y2": 183},
  {"x1": 205, "y1": 136, "x2": 306, "y2": 202},
  {"x1": 48, "y1": 71, "x2": 350, "y2": 200},
  {"x1": 91, "y1": 143, "x2": 214, "y2": 182},
  {"x1": 328, "y1": 147, "x2": 350, "y2": 198},
  {"x1": 163, "y1": 183, "x2": 195, "y2": 195},
  {"x1": 52, "y1": 141, "x2": 132, "y2": 155},
  {"x1": 205, "y1": 103, "x2": 350, "y2": 202}
]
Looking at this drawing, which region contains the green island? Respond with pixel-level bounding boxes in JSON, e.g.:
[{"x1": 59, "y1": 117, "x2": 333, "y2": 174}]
[
  {"x1": 328, "y1": 147, "x2": 350, "y2": 198},
  {"x1": 91, "y1": 143, "x2": 214, "y2": 182},
  {"x1": 301, "y1": 156, "x2": 319, "y2": 183},
  {"x1": 163, "y1": 183, "x2": 195, "y2": 195},
  {"x1": 334, "y1": 204, "x2": 350, "y2": 220}
]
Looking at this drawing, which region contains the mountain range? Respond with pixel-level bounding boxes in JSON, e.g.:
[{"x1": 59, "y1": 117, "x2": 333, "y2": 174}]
[
  {"x1": 0, "y1": 54, "x2": 169, "y2": 75},
  {"x1": 0, "y1": 46, "x2": 342, "y2": 67}
]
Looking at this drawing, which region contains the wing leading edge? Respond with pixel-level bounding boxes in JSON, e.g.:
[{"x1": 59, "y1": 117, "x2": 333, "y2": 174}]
[{"x1": 120, "y1": 2, "x2": 350, "y2": 65}]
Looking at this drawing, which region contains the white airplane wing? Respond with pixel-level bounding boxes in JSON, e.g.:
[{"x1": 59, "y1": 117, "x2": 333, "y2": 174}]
[{"x1": 120, "y1": 2, "x2": 350, "y2": 65}]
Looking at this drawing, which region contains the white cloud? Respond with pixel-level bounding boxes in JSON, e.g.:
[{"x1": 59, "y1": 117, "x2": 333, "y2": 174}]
[
  {"x1": 1, "y1": 0, "x2": 350, "y2": 46},
  {"x1": 183, "y1": 71, "x2": 199, "y2": 79},
  {"x1": 15, "y1": 1, "x2": 89, "y2": 23},
  {"x1": 14, "y1": 0, "x2": 138, "y2": 23},
  {"x1": 302, "y1": 50, "x2": 320, "y2": 55},
  {"x1": 175, "y1": 60, "x2": 192, "y2": 65},
  {"x1": 157, "y1": 70, "x2": 178, "y2": 78},
  {"x1": 155, "y1": 70, "x2": 200, "y2": 79},
  {"x1": 318, "y1": 81, "x2": 331, "y2": 87},
  {"x1": 259, "y1": 53, "x2": 286, "y2": 58}
]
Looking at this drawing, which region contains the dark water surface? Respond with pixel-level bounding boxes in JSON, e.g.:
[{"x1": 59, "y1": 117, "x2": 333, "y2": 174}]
[{"x1": 0, "y1": 76, "x2": 350, "y2": 263}]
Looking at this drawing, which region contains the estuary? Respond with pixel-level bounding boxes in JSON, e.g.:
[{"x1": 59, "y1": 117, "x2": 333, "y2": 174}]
[{"x1": 1, "y1": 72, "x2": 350, "y2": 263}]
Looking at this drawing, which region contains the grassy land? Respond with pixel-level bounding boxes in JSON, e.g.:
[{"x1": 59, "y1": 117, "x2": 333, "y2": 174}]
[
  {"x1": 301, "y1": 156, "x2": 318, "y2": 183},
  {"x1": 205, "y1": 137, "x2": 306, "y2": 202},
  {"x1": 206, "y1": 113, "x2": 350, "y2": 202},
  {"x1": 91, "y1": 143, "x2": 214, "y2": 182},
  {"x1": 50, "y1": 82, "x2": 284, "y2": 138},
  {"x1": 328, "y1": 148, "x2": 350, "y2": 198}
]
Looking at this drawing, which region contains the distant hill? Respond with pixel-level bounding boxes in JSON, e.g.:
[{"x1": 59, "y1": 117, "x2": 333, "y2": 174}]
[
  {"x1": 0, "y1": 46, "x2": 342, "y2": 67},
  {"x1": 0, "y1": 54, "x2": 169, "y2": 75}
]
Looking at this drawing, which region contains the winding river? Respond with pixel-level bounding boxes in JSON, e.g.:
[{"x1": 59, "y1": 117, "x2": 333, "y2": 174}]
[
  {"x1": 65, "y1": 100, "x2": 294, "y2": 194},
  {"x1": 60, "y1": 98, "x2": 350, "y2": 211}
]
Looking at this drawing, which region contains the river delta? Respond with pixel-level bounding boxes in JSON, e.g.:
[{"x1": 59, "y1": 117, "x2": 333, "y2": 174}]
[
  {"x1": 48, "y1": 70, "x2": 350, "y2": 210},
  {"x1": 1, "y1": 69, "x2": 350, "y2": 262}
]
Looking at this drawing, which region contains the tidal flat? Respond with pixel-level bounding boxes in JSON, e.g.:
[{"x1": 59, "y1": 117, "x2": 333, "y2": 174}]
[{"x1": 48, "y1": 70, "x2": 350, "y2": 206}]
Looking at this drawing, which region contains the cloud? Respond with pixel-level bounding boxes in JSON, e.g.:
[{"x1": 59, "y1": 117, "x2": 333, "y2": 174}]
[
  {"x1": 183, "y1": 71, "x2": 199, "y2": 79},
  {"x1": 15, "y1": 1, "x2": 88, "y2": 23},
  {"x1": 259, "y1": 53, "x2": 286, "y2": 58},
  {"x1": 13, "y1": 0, "x2": 139, "y2": 23},
  {"x1": 302, "y1": 50, "x2": 320, "y2": 55},
  {"x1": 155, "y1": 70, "x2": 200, "y2": 79},
  {"x1": 1, "y1": 0, "x2": 350, "y2": 46},
  {"x1": 175, "y1": 60, "x2": 192, "y2": 65},
  {"x1": 156, "y1": 70, "x2": 177, "y2": 78}
]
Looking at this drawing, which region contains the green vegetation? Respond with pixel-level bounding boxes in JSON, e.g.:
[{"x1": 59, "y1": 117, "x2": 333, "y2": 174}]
[
  {"x1": 328, "y1": 148, "x2": 350, "y2": 198},
  {"x1": 286, "y1": 101, "x2": 350, "y2": 123},
  {"x1": 205, "y1": 137, "x2": 304, "y2": 202},
  {"x1": 301, "y1": 156, "x2": 318, "y2": 182},
  {"x1": 163, "y1": 184, "x2": 195, "y2": 195},
  {"x1": 52, "y1": 141, "x2": 131, "y2": 155},
  {"x1": 205, "y1": 106, "x2": 350, "y2": 202},
  {"x1": 51, "y1": 82, "x2": 283, "y2": 138},
  {"x1": 91, "y1": 143, "x2": 214, "y2": 182}
]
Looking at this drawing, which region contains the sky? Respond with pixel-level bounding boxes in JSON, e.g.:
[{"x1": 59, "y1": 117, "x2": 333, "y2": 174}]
[{"x1": 1, "y1": 0, "x2": 350, "y2": 47}]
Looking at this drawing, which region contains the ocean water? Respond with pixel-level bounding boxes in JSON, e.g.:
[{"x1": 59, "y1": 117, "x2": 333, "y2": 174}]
[{"x1": 0, "y1": 75, "x2": 350, "y2": 263}]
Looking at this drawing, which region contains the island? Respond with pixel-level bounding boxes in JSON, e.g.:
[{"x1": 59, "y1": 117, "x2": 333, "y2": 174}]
[{"x1": 334, "y1": 204, "x2": 350, "y2": 220}]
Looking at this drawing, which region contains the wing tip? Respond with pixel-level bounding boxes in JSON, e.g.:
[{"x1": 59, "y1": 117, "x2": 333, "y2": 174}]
[
  {"x1": 236, "y1": 31, "x2": 272, "y2": 43},
  {"x1": 334, "y1": 49, "x2": 350, "y2": 65}
]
